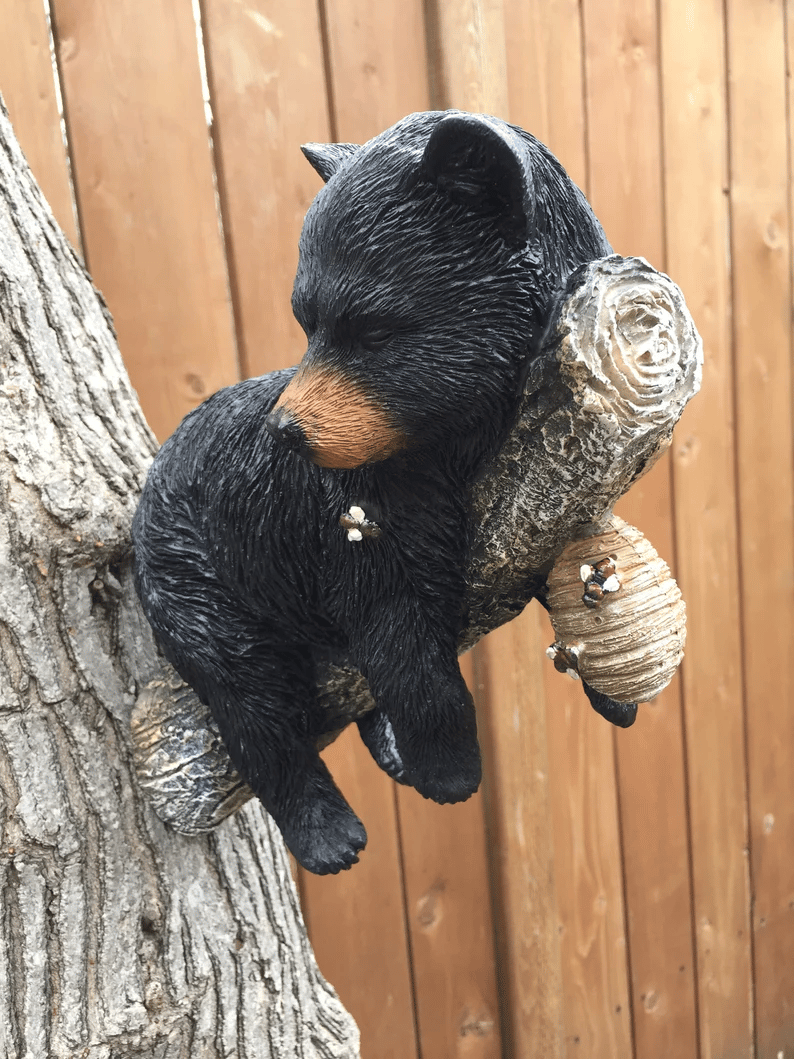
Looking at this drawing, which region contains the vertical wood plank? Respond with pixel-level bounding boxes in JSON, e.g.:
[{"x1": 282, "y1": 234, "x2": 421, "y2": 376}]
[
  {"x1": 614, "y1": 475, "x2": 698, "y2": 1059},
  {"x1": 51, "y1": 0, "x2": 239, "y2": 441},
  {"x1": 503, "y1": 0, "x2": 587, "y2": 184},
  {"x1": 660, "y1": 0, "x2": 754, "y2": 1055},
  {"x1": 727, "y1": 1, "x2": 794, "y2": 1054},
  {"x1": 505, "y1": 2, "x2": 633, "y2": 1054},
  {"x1": 323, "y1": 0, "x2": 431, "y2": 140},
  {"x1": 394, "y1": 795, "x2": 501, "y2": 1059},
  {"x1": 582, "y1": 0, "x2": 663, "y2": 256},
  {"x1": 200, "y1": 0, "x2": 330, "y2": 378},
  {"x1": 0, "y1": 0, "x2": 79, "y2": 247},
  {"x1": 541, "y1": 656, "x2": 633, "y2": 1058},
  {"x1": 395, "y1": 652, "x2": 503, "y2": 1059},
  {"x1": 581, "y1": 2, "x2": 700, "y2": 1057},
  {"x1": 299, "y1": 726, "x2": 419, "y2": 1059},
  {"x1": 475, "y1": 608, "x2": 564, "y2": 1059},
  {"x1": 426, "y1": 0, "x2": 509, "y2": 116},
  {"x1": 296, "y1": 7, "x2": 429, "y2": 1059}
]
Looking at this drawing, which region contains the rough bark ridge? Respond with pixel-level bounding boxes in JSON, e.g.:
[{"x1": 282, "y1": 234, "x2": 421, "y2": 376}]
[{"x1": 0, "y1": 100, "x2": 359, "y2": 1059}]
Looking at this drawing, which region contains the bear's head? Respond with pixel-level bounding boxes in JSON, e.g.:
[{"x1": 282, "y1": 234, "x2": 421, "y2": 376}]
[{"x1": 266, "y1": 111, "x2": 609, "y2": 469}]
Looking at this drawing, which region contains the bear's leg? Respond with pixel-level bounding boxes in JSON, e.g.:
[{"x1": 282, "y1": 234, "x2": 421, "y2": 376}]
[
  {"x1": 353, "y1": 610, "x2": 482, "y2": 804},
  {"x1": 220, "y1": 710, "x2": 366, "y2": 874},
  {"x1": 207, "y1": 667, "x2": 368, "y2": 875},
  {"x1": 159, "y1": 615, "x2": 367, "y2": 874}
]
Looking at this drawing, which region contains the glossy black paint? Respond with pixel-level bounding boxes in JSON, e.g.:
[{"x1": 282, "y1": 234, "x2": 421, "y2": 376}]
[{"x1": 132, "y1": 111, "x2": 620, "y2": 874}]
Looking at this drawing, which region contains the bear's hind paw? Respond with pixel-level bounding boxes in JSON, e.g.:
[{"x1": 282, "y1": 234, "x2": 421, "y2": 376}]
[{"x1": 282, "y1": 799, "x2": 368, "y2": 876}]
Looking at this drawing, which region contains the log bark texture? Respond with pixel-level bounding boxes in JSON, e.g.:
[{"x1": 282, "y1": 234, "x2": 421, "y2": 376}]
[{"x1": 0, "y1": 100, "x2": 359, "y2": 1059}]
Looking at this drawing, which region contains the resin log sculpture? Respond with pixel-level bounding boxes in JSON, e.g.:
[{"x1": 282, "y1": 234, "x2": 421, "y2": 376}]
[{"x1": 132, "y1": 252, "x2": 701, "y2": 838}]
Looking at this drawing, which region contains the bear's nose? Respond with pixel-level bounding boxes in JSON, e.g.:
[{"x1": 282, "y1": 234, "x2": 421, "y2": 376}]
[{"x1": 265, "y1": 406, "x2": 311, "y2": 457}]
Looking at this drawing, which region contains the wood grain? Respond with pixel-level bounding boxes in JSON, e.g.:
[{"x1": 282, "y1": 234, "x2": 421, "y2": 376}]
[
  {"x1": 503, "y1": 0, "x2": 587, "y2": 185},
  {"x1": 50, "y1": 0, "x2": 240, "y2": 441},
  {"x1": 396, "y1": 654, "x2": 502, "y2": 1059},
  {"x1": 298, "y1": 726, "x2": 419, "y2": 1059},
  {"x1": 296, "y1": 6, "x2": 431, "y2": 1057},
  {"x1": 582, "y1": 0, "x2": 663, "y2": 256},
  {"x1": 475, "y1": 609, "x2": 564, "y2": 1058},
  {"x1": 199, "y1": 0, "x2": 330, "y2": 378},
  {"x1": 323, "y1": 0, "x2": 431, "y2": 141},
  {"x1": 614, "y1": 476, "x2": 698, "y2": 1059},
  {"x1": 426, "y1": 0, "x2": 509, "y2": 116},
  {"x1": 727, "y1": 0, "x2": 794, "y2": 1053},
  {"x1": 661, "y1": 0, "x2": 754, "y2": 1054},
  {"x1": 0, "y1": 0, "x2": 79, "y2": 247},
  {"x1": 581, "y1": 1, "x2": 699, "y2": 1056},
  {"x1": 541, "y1": 645, "x2": 632, "y2": 1058}
]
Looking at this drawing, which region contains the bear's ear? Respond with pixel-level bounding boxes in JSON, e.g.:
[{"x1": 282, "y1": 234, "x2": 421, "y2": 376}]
[
  {"x1": 301, "y1": 142, "x2": 361, "y2": 182},
  {"x1": 421, "y1": 114, "x2": 531, "y2": 247}
]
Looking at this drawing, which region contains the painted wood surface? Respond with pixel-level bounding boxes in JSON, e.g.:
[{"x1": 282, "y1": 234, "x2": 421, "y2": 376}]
[
  {"x1": 7, "y1": 0, "x2": 794, "y2": 1054},
  {"x1": 727, "y1": 2, "x2": 794, "y2": 1054},
  {"x1": 0, "y1": 0, "x2": 79, "y2": 248},
  {"x1": 50, "y1": 0, "x2": 240, "y2": 441},
  {"x1": 581, "y1": 3, "x2": 699, "y2": 1057}
]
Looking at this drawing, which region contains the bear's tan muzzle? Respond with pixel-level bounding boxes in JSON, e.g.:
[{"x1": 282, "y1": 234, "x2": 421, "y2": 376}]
[{"x1": 268, "y1": 366, "x2": 405, "y2": 469}]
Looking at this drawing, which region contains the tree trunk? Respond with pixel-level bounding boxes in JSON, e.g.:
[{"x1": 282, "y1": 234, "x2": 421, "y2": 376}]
[{"x1": 0, "y1": 98, "x2": 359, "y2": 1059}]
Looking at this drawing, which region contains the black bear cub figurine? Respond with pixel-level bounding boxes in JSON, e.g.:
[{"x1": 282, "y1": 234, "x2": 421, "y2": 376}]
[{"x1": 132, "y1": 111, "x2": 610, "y2": 874}]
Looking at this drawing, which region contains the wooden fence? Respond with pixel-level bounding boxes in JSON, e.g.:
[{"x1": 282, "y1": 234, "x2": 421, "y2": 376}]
[{"x1": 2, "y1": 1, "x2": 793, "y2": 1056}]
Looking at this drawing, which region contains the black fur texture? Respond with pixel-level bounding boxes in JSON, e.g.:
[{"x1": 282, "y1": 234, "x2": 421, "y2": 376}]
[{"x1": 132, "y1": 111, "x2": 613, "y2": 874}]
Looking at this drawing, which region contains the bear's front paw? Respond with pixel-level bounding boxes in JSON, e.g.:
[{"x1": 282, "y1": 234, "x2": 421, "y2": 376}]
[
  {"x1": 281, "y1": 796, "x2": 368, "y2": 876},
  {"x1": 385, "y1": 682, "x2": 482, "y2": 803},
  {"x1": 408, "y1": 742, "x2": 482, "y2": 805}
]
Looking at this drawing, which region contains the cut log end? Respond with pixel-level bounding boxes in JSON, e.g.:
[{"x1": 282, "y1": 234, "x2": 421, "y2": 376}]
[
  {"x1": 468, "y1": 255, "x2": 703, "y2": 599},
  {"x1": 557, "y1": 255, "x2": 703, "y2": 439}
]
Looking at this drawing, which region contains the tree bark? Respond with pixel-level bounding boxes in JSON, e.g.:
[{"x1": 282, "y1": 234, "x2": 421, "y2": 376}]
[{"x1": 0, "y1": 98, "x2": 359, "y2": 1059}]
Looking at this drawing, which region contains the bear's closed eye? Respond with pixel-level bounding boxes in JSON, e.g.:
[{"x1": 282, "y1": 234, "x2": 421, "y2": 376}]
[{"x1": 361, "y1": 329, "x2": 394, "y2": 350}]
